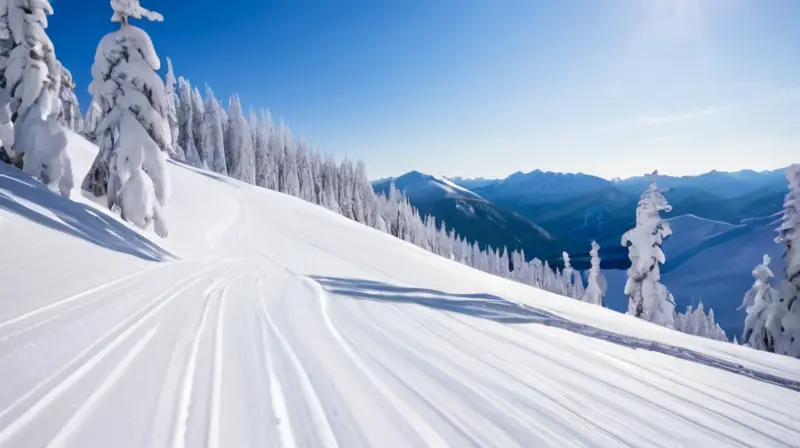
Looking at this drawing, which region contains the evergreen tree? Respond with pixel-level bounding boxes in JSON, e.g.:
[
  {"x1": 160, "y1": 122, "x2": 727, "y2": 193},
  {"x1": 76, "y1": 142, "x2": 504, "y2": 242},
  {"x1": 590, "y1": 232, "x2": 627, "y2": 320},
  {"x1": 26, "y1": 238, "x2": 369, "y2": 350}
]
[
  {"x1": 561, "y1": 251, "x2": 575, "y2": 298},
  {"x1": 82, "y1": 0, "x2": 170, "y2": 237},
  {"x1": 252, "y1": 110, "x2": 270, "y2": 187},
  {"x1": 582, "y1": 241, "x2": 606, "y2": 306},
  {"x1": 191, "y1": 86, "x2": 206, "y2": 167},
  {"x1": 279, "y1": 123, "x2": 299, "y2": 195},
  {"x1": 57, "y1": 64, "x2": 81, "y2": 132},
  {"x1": 2, "y1": 0, "x2": 66, "y2": 170},
  {"x1": 321, "y1": 153, "x2": 340, "y2": 212},
  {"x1": 621, "y1": 174, "x2": 676, "y2": 328},
  {"x1": 262, "y1": 110, "x2": 279, "y2": 191},
  {"x1": 296, "y1": 138, "x2": 315, "y2": 202},
  {"x1": 0, "y1": 89, "x2": 13, "y2": 154},
  {"x1": 13, "y1": 86, "x2": 72, "y2": 195},
  {"x1": 4, "y1": 0, "x2": 60, "y2": 123},
  {"x1": 163, "y1": 57, "x2": 182, "y2": 160},
  {"x1": 226, "y1": 94, "x2": 255, "y2": 184},
  {"x1": 310, "y1": 148, "x2": 323, "y2": 203},
  {"x1": 675, "y1": 302, "x2": 728, "y2": 341},
  {"x1": 202, "y1": 87, "x2": 226, "y2": 175},
  {"x1": 740, "y1": 254, "x2": 781, "y2": 351},
  {"x1": 176, "y1": 77, "x2": 200, "y2": 167},
  {"x1": 776, "y1": 164, "x2": 800, "y2": 357},
  {"x1": 83, "y1": 100, "x2": 102, "y2": 141}
]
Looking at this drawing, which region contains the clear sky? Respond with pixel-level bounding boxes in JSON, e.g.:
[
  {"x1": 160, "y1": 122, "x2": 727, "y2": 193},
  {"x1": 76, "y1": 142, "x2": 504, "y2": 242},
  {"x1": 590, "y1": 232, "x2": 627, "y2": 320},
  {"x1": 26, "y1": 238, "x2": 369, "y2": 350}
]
[{"x1": 49, "y1": 0, "x2": 799, "y2": 180}]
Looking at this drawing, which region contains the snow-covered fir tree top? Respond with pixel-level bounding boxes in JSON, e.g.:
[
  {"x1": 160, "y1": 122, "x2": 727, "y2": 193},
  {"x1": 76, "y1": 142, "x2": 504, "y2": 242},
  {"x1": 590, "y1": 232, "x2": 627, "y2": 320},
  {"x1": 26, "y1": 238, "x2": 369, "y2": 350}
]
[{"x1": 111, "y1": 0, "x2": 163, "y2": 24}]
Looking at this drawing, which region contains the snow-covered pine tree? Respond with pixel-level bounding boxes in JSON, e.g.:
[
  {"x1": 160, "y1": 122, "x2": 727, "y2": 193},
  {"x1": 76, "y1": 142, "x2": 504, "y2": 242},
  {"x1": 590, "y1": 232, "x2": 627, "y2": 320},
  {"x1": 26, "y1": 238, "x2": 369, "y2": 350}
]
[
  {"x1": 0, "y1": 88, "x2": 13, "y2": 153},
  {"x1": 582, "y1": 240, "x2": 606, "y2": 306},
  {"x1": 675, "y1": 302, "x2": 728, "y2": 341},
  {"x1": 776, "y1": 164, "x2": 800, "y2": 357},
  {"x1": 705, "y1": 308, "x2": 728, "y2": 341},
  {"x1": 296, "y1": 138, "x2": 315, "y2": 203},
  {"x1": 621, "y1": 175, "x2": 676, "y2": 328},
  {"x1": 262, "y1": 110, "x2": 279, "y2": 191},
  {"x1": 252, "y1": 110, "x2": 270, "y2": 187},
  {"x1": 163, "y1": 57, "x2": 182, "y2": 160},
  {"x1": 310, "y1": 148, "x2": 323, "y2": 203},
  {"x1": 0, "y1": 4, "x2": 10, "y2": 161},
  {"x1": 2, "y1": 0, "x2": 69, "y2": 172},
  {"x1": 83, "y1": 100, "x2": 102, "y2": 141},
  {"x1": 3, "y1": 0, "x2": 60, "y2": 123},
  {"x1": 202, "y1": 87, "x2": 226, "y2": 175},
  {"x1": 57, "y1": 64, "x2": 81, "y2": 132},
  {"x1": 0, "y1": 1, "x2": 10, "y2": 78},
  {"x1": 82, "y1": 0, "x2": 171, "y2": 236},
  {"x1": 226, "y1": 94, "x2": 255, "y2": 184},
  {"x1": 499, "y1": 247, "x2": 509, "y2": 277},
  {"x1": 176, "y1": 77, "x2": 200, "y2": 167},
  {"x1": 338, "y1": 158, "x2": 354, "y2": 219},
  {"x1": 353, "y1": 160, "x2": 374, "y2": 226},
  {"x1": 572, "y1": 268, "x2": 585, "y2": 299},
  {"x1": 277, "y1": 122, "x2": 298, "y2": 194},
  {"x1": 219, "y1": 97, "x2": 228, "y2": 154},
  {"x1": 562, "y1": 251, "x2": 585, "y2": 299},
  {"x1": 321, "y1": 152, "x2": 340, "y2": 212},
  {"x1": 191, "y1": 86, "x2": 206, "y2": 167},
  {"x1": 740, "y1": 254, "x2": 781, "y2": 351},
  {"x1": 14, "y1": 86, "x2": 72, "y2": 196}
]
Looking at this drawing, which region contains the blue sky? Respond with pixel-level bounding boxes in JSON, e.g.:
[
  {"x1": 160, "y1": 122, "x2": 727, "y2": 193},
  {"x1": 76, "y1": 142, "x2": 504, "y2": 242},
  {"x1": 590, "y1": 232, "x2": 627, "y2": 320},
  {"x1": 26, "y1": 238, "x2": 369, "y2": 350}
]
[{"x1": 49, "y1": 0, "x2": 799, "y2": 180}]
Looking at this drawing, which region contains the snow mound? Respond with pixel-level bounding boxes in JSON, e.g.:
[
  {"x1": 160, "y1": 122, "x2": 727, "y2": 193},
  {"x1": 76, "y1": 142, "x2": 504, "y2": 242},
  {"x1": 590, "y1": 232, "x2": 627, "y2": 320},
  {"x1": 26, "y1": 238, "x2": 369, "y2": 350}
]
[{"x1": 0, "y1": 133, "x2": 799, "y2": 446}]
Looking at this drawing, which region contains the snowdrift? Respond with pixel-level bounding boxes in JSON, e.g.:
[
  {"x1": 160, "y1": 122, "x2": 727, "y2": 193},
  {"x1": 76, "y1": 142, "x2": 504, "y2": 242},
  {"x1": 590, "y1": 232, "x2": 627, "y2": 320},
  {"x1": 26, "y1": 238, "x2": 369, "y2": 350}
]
[{"x1": 1, "y1": 132, "x2": 799, "y2": 447}]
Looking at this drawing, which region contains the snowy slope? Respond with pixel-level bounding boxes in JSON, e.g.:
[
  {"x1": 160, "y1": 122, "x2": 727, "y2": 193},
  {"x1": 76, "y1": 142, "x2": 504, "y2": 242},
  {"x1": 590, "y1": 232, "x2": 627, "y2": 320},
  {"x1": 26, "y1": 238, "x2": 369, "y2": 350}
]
[{"x1": 1, "y1": 132, "x2": 800, "y2": 447}]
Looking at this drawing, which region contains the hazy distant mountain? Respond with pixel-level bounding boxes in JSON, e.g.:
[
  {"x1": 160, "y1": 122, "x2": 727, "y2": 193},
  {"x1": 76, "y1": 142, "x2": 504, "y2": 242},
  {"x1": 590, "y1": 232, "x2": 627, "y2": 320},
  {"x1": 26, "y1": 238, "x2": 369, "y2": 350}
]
[
  {"x1": 474, "y1": 169, "x2": 611, "y2": 205},
  {"x1": 614, "y1": 168, "x2": 786, "y2": 199},
  {"x1": 447, "y1": 177, "x2": 500, "y2": 190},
  {"x1": 378, "y1": 167, "x2": 789, "y2": 270},
  {"x1": 372, "y1": 171, "x2": 483, "y2": 202},
  {"x1": 372, "y1": 171, "x2": 565, "y2": 260}
]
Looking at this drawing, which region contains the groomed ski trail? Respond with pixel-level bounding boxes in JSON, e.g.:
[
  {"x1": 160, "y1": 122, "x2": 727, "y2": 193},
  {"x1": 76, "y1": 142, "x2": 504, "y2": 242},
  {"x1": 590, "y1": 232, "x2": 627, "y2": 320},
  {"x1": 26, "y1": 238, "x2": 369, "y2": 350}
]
[{"x1": 2, "y1": 136, "x2": 800, "y2": 447}]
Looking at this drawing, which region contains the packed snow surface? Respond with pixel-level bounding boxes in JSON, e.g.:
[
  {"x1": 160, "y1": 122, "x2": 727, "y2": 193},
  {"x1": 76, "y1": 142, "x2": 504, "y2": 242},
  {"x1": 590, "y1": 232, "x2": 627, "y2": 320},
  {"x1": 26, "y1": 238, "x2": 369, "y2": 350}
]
[{"x1": 1, "y1": 132, "x2": 799, "y2": 447}]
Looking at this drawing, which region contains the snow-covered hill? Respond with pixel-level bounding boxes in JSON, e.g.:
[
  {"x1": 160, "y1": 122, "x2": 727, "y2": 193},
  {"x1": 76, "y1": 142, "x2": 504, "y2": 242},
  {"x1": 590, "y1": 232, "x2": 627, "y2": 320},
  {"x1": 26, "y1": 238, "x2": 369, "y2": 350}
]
[{"x1": 1, "y1": 133, "x2": 799, "y2": 447}]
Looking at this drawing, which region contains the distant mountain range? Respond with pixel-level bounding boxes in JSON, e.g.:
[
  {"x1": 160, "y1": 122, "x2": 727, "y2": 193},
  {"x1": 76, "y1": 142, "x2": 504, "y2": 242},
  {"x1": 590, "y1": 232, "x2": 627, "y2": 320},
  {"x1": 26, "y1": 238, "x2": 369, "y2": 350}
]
[
  {"x1": 374, "y1": 167, "x2": 789, "y2": 338},
  {"x1": 373, "y1": 167, "x2": 788, "y2": 267},
  {"x1": 372, "y1": 171, "x2": 564, "y2": 260}
]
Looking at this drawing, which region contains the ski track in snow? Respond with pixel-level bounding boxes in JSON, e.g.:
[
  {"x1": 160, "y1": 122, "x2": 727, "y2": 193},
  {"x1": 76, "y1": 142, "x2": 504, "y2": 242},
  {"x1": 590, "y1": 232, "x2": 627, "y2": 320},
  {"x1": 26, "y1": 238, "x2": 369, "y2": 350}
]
[
  {"x1": 171, "y1": 279, "x2": 221, "y2": 448},
  {"x1": 310, "y1": 277, "x2": 450, "y2": 447},
  {"x1": 46, "y1": 324, "x2": 161, "y2": 448},
  {"x1": 259, "y1": 280, "x2": 340, "y2": 448},
  {"x1": 207, "y1": 282, "x2": 226, "y2": 448},
  {"x1": 2, "y1": 136, "x2": 800, "y2": 447}
]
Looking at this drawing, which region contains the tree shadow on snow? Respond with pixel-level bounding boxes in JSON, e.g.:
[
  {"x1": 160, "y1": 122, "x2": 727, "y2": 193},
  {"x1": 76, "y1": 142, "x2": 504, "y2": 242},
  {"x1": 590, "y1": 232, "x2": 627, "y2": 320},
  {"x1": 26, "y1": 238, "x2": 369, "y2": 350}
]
[
  {"x1": 312, "y1": 276, "x2": 800, "y2": 392},
  {"x1": 0, "y1": 167, "x2": 174, "y2": 262}
]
